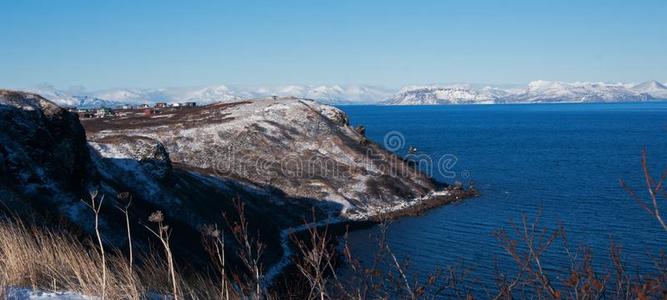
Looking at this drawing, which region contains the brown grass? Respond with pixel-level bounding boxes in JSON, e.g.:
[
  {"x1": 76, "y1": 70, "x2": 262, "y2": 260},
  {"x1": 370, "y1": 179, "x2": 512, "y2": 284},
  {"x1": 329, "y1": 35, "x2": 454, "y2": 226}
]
[
  {"x1": 0, "y1": 218, "x2": 141, "y2": 299},
  {"x1": 0, "y1": 217, "x2": 241, "y2": 299}
]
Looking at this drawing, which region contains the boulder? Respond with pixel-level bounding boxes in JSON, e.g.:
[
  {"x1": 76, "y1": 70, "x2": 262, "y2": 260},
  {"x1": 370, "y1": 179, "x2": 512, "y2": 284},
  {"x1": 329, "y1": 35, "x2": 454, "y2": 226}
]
[
  {"x1": 0, "y1": 90, "x2": 91, "y2": 195},
  {"x1": 90, "y1": 135, "x2": 172, "y2": 180}
]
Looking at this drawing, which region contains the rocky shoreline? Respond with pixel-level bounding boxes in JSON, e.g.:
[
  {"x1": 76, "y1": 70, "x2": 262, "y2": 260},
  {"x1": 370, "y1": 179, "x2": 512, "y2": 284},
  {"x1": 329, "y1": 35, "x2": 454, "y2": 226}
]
[
  {"x1": 346, "y1": 186, "x2": 479, "y2": 221},
  {"x1": 264, "y1": 185, "x2": 479, "y2": 288}
]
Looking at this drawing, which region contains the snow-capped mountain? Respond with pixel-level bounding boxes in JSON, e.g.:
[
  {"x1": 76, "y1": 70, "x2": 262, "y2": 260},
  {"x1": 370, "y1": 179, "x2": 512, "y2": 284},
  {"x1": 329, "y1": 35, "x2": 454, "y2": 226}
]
[
  {"x1": 384, "y1": 80, "x2": 667, "y2": 105},
  {"x1": 298, "y1": 85, "x2": 392, "y2": 104},
  {"x1": 507, "y1": 81, "x2": 651, "y2": 103},
  {"x1": 24, "y1": 84, "x2": 392, "y2": 108},
  {"x1": 24, "y1": 85, "x2": 121, "y2": 108},
  {"x1": 384, "y1": 84, "x2": 508, "y2": 105},
  {"x1": 90, "y1": 88, "x2": 167, "y2": 104},
  {"x1": 631, "y1": 80, "x2": 667, "y2": 99},
  {"x1": 20, "y1": 80, "x2": 667, "y2": 107}
]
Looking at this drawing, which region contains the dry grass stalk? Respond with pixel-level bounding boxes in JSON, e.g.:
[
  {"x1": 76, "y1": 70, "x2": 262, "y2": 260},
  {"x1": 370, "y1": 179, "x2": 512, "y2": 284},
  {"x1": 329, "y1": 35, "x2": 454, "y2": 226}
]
[
  {"x1": 202, "y1": 223, "x2": 230, "y2": 299},
  {"x1": 81, "y1": 190, "x2": 107, "y2": 299},
  {"x1": 143, "y1": 210, "x2": 179, "y2": 299},
  {"x1": 116, "y1": 192, "x2": 134, "y2": 268}
]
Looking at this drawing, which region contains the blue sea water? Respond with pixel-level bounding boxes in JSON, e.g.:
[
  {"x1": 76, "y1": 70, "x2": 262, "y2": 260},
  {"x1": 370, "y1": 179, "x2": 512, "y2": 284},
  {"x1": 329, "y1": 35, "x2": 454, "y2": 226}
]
[{"x1": 338, "y1": 102, "x2": 667, "y2": 294}]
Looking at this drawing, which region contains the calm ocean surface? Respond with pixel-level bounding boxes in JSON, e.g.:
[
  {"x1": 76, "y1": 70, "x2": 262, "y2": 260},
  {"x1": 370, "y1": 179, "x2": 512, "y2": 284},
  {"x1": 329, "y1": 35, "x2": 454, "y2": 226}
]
[{"x1": 338, "y1": 103, "x2": 667, "y2": 294}]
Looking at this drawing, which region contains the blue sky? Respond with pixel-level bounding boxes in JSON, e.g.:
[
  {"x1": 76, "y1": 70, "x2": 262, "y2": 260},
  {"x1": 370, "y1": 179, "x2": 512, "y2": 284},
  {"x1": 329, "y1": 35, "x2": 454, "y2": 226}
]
[{"x1": 1, "y1": 0, "x2": 665, "y2": 90}]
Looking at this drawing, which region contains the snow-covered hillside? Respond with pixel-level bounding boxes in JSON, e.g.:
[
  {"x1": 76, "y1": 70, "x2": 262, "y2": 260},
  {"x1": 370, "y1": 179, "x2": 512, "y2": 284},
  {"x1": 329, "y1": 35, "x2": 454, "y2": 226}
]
[
  {"x1": 385, "y1": 80, "x2": 667, "y2": 105},
  {"x1": 631, "y1": 80, "x2": 667, "y2": 99},
  {"x1": 384, "y1": 84, "x2": 507, "y2": 105},
  {"x1": 83, "y1": 98, "x2": 438, "y2": 216},
  {"x1": 512, "y1": 81, "x2": 651, "y2": 103}
]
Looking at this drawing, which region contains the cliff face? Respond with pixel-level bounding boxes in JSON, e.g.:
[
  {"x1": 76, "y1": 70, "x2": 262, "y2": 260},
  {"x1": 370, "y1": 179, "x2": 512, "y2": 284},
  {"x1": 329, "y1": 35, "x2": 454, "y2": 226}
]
[{"x1": 83, "y1": 98, "x2": 439, "y2": 217}]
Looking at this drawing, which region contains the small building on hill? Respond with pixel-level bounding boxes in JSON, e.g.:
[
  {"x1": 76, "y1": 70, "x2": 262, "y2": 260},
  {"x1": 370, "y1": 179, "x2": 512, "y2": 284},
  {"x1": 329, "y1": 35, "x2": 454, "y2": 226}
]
[
  {"x1": 155, "y1": 102, "x2": 168, "y2": 108},
  {"x1": 95, "y1": 108, "x2": 115, "y2": 118}
]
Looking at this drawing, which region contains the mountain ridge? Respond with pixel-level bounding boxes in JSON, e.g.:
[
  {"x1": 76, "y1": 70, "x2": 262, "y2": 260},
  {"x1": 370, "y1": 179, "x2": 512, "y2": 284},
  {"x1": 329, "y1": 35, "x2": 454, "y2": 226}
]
[
  {"x1": 384, "y1": 80, "x2": 667, "y2": 105},
  {"x1": 20, "y1": 80, "x2": 667, "y2": 107}
]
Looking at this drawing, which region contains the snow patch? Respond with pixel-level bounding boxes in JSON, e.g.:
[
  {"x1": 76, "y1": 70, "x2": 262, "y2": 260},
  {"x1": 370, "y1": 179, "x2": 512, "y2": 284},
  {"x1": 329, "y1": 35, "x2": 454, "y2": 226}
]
[{"x1": 4, "y1": 287, "x2": 97, "y2": 300}]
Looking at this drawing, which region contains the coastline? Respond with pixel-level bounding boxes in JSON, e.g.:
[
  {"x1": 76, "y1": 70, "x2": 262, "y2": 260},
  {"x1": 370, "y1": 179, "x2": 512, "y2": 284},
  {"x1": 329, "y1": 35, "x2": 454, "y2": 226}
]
[{"x1": 263, "y1": 186, "x2": 479, "y2": 288}]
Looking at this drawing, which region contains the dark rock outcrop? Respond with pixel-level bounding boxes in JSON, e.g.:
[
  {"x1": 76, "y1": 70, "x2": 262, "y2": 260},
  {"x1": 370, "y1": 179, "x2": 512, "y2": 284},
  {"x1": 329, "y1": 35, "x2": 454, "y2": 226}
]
[
  {"x1": 0, "y1": 90, "x2": 90, "y2": 198},
  {"x1": 92, "y1": 135, "x2": 172, "y2": 179}
]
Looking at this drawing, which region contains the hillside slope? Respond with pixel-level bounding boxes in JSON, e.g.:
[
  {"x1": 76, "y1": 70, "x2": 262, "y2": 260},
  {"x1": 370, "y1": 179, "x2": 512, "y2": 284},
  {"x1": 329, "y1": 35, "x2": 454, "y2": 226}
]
[{"x1": 83, "y1": 97, "x2": 440, "y2": 218}]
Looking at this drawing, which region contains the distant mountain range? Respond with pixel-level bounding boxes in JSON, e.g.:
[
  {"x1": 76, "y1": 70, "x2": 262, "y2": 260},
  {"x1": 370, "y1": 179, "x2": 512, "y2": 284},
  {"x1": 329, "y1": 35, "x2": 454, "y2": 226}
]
[
  {"x1": 25, "y1": 84, "x2": 393, "y2": 108},
  {"x1": 384, "y1": 80, "x2": 667, "y2": 105},
  {"x1": 21, "y1": 80, "x2": 667, "y2": 107}
]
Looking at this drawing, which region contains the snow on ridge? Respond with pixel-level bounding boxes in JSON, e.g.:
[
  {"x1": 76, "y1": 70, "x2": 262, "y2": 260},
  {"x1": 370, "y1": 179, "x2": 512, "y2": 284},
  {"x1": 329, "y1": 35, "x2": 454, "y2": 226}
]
[
  {"x1": 21, "y1": 84, "x2": 393, "y2": 108},
  {"x1": 16, "y1": 80, "x2": 667, "y2": 108},
  {"x1": 386, "y1": 80, "x2": 667, "y2": 105}
]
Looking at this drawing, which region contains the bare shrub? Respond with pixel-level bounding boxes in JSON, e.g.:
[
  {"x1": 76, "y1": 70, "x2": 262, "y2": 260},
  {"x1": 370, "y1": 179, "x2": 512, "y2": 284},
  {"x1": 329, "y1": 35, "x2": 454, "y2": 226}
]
[
  {"x1": 287, "y1": 212, "x2": 476, "y2": 300},
  {"x1": 490, "y1": 212, "x2": 667, "y2": 299},
  {"x1": 224, "y1": 198, "x2": 265, "y2": 299},
  {"x1": 290, "y1": 213, "x2": 337, "y2": 300},
  {"x1": 620, "y1": 147, "x2": 667, "y2": 232},
  {"x1": 491, "y1": 213, "x2": 562, "y2": 299}
]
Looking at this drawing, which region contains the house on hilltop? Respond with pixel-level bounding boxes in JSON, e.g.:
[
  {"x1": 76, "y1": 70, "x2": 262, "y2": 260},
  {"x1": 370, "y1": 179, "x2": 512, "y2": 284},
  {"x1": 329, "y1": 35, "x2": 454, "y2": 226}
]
[{"x1": 95, "y1": 108, "x2": 114, "y2": 118}]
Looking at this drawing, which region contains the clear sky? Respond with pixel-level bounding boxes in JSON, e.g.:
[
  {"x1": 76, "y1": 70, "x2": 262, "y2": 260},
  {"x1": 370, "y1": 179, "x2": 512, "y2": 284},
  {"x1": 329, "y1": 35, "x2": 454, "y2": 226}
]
[{"x1": 1, "y1": 0, "x2": 665, "y2": 90}]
